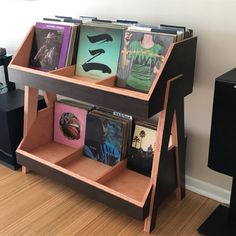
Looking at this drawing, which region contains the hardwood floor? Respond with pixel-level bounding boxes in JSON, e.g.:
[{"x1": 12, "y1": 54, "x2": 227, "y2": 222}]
[{"x1": 0, "y1": 165, "x2": 219, "y2": 235}]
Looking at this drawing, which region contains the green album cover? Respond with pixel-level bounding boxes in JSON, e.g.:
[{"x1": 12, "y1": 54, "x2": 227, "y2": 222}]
[
  {"x1": 116, "y1": 30, "x2": 176, "y2": 93},
  {"x1": 76, "y1": 24, "x2": 123, "y2": 79}
]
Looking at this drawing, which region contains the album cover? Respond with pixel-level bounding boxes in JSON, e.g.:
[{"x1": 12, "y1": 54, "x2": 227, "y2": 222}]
[
  {"x1": 54, "y1": 102, "x2": 87, "y2": 148},
  {"x1": 83, "y1": 112, "x2": 127, "y2": 166},
  {"x1": 116, "y1": 29, "x2": 176, "y2": 93},
  {"x1": 76, "y1": 23, "x2": 124, "y2": 79},
  {"x1": 128, "y1": 122, "x2": 157, "y2": 176},
  {"x1": 29, "y1": 22, "x2": 72, "y2": 71}
]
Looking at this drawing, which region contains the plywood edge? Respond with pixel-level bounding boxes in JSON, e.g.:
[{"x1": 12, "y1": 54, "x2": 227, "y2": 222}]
[
  {"x1": 17, "y1": 139, "x2": 26, "y2": 151},
  {"x1": 61, "y1": 73, "x2": 150, "y2": 101},
  {"x1": 141, "y1": 182, "x2": 153, "y2": 203},
  {"x1": 24, "y1": 87, "x2": 38, "y2": 137},
  {"x1": 10, "y1": 26, "x2": 35, "y2": 67},
  {"x1": 57, "y1": 164, "x2": 147, "y2": 207},
  {"x1": 96, "y1": 160, "x2": 127, "y2": 184},
  {"x1": 168, "y1": 134, "x2": 174, "y2": 150},
  {"x1": 20, "y1": 107, "x2": 54, "y2": 151},
  {"x1": 10, "y1": 62, "x2": 150, "y2": 101},
  {"x1": 94, "y1": 81, "x2": 150, "y2": 101},
  {"x1": 17, "y1": 148, "x2": 145, "y2": 207},
  {"x1": 50, "y1": 65, "x2": 76, "y2": 77},
  {"x1": 55, "y1": 148, "x2": 83, "y2": 166},
  {"x1": 96, "y1": 76, "x2": 117, "y2": 86},
  {"x1": 43, "y1": 91, "x2": 56, "y2": 108}
]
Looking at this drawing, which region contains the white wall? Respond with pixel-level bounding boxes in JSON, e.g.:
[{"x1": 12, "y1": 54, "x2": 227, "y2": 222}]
[{"x1": 1, "y1": 0, "x2": 235, "y2": 196}]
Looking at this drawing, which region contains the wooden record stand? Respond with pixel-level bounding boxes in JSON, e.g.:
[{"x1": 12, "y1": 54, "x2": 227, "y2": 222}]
[{"x1": 8, "y1": 26, "x2": 197, "y2": 233}]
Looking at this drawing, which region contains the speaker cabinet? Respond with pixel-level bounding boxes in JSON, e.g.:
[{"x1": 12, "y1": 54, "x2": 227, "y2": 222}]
[
  {"x1": 198, "y1": 68, "x2": 236, "y2": 235},
  {"x1": 0, "y1": 89, "x2": 45, "y2": 169},
  {"x1": 208, "y1": 68, "x2": 236, "y2": 176}
]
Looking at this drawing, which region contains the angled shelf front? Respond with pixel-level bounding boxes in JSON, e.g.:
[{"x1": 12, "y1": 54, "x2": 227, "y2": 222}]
[
  {"x1": 9, "y1": 26, "x2": 197, "y2": 118},
  {"x1": 16, "y1": 104, "x2": 176, "y2": 219}
]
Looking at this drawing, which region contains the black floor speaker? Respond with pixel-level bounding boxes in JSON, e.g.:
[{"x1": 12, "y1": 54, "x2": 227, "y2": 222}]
[
  {"x1": 198, "y1": 68, "x2": 236, "y2": 235},
  {"x1": 0, "y1": 89, "x2": 45, "y2": 169}
]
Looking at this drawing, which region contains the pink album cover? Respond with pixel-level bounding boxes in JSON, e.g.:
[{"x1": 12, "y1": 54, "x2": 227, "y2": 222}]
[{"x1": 54, "y1": 102, "x2": 87, "y2": 148}]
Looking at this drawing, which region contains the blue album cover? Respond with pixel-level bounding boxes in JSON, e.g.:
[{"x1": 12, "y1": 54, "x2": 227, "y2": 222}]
[{"x1": 83, "y1": 113, "x2": 125, "y2": 166}]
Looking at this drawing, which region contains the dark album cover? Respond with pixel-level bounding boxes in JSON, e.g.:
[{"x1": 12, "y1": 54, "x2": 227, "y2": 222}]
[
  {"x1": 128, "y1": 123, "x2": 157, "y2": 176},
  {"x1": 29, "y1": 22, "x2": 72, "y2": 71},
  {"x1": 83, "y1": 113, "x2": 126, "y2": 166}
]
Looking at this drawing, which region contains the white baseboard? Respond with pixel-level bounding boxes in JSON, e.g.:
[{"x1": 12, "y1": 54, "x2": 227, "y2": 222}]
[{"x1": 186, "y1": 175, "x2": 231, "y2": 204}]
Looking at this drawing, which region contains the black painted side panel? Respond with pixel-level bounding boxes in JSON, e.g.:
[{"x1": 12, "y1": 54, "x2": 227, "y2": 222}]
[{"x1": 156, "y1": 147, "x2": 177, "y2": 205}]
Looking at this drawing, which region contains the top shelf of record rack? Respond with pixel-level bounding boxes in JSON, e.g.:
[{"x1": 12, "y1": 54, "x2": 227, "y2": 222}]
[{"x1": 8, "y1": 26, "x2": 197, "y2": 118}]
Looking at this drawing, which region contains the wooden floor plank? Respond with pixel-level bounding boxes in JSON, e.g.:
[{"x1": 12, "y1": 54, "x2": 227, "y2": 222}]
[
  {"x1": 0, "y1": 164, "x2": 15, "y2": 180},
  {"x1": 116, "y1": 219, "x2": 144, "y2": 236},
  {"x1": 0, "y1": 181, "x2": 52, "y2": 229},
  {"x1": 0, "y1": 171, "x2": 44, "y2": 204},
  {"x1": 177, "y1": 198, "x2": 219, "y2": 236},
  {"x1": 0, "y1": 185, "x2": 76, "y2": 235},
  {"x1": 0, "y1": 165, "x2": 222, "y2": 235},
  {"x1": 147, "y1": 191, "x2": 208, "y2": 235},
  {"x1": 55, "y1": 201, "x2": 109, "y2": 236},
  {"x1": 77, "y1": 208, "x2": 133, "y2": 236}
]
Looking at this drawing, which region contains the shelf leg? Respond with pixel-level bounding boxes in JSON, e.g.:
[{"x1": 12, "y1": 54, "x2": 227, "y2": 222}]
[
  {"x1": 144, "y1": 79, "x2": 176, "y2": 233},
  {"x1": 21, "y1": 86, "x2": 39, "y2": 174},
  {"x1": 43, "y1": 91, "x2": 56, "y2": 108},
  {"x1": 22, "y1": 166, "x2": 29, "y2": 174},
  {"x1": 171, "y1": 98, "x2": 186, "y2": 200}
]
